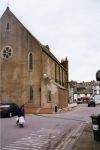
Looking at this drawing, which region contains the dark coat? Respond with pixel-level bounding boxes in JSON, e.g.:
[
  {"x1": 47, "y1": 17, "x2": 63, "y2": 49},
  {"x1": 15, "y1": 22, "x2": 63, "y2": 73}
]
[
  {"x1": 17, "y1": 107, "x2": 23, "y2": 117},
  {"x1": 20, "y1": 105, "x2": 25, "y2": 117}
]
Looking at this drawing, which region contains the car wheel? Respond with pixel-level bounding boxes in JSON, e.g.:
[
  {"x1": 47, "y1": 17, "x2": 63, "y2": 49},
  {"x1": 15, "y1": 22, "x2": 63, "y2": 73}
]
[{"x1": 9, "y1": 112, "x2": 12, "y2": 117}]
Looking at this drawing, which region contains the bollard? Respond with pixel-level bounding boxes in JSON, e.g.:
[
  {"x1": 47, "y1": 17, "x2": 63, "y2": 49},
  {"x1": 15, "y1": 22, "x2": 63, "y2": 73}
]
[
  {"x1": 55, "y1": 106, "x2": 58, "y2": 112},
  {"x1": 91, "y1": 115, "x2": 100, "y2": 141}
]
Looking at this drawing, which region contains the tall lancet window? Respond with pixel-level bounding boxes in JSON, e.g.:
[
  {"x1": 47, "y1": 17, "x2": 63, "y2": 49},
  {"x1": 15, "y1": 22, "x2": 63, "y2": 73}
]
[
  {"x1": 29, "y1": 86, "x2": 33, "y2": 102},
  {"x1": 28, "y1": 52, "x2": 33, "y2": 71},
  {"x1": 6, "y1": 23, "x2": 10, "y2": 32}
]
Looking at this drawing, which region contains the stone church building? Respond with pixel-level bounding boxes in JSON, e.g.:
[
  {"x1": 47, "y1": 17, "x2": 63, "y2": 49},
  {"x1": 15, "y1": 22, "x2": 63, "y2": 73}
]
[{"x1": 0, "y1": 7, "x2": 69, "y2": 109}]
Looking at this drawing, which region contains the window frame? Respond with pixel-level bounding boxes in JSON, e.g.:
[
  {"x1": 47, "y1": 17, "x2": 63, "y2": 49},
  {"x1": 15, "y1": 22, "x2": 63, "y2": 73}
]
[
  {"x1": 28, "y1": 52, "x2": 33, "y2": 71},
  {"x1": 1, "y1": 46, "x2": 13, "y2": 59},
  {"x1": 29, "y1": 86, "x2": 33, "y2": 102},
  {"x1": 47, "y1": 90, "x2": 52, "y2": 103},
  {"x1": 6, "y1": 23, "x2": 10, "y2": 31}
]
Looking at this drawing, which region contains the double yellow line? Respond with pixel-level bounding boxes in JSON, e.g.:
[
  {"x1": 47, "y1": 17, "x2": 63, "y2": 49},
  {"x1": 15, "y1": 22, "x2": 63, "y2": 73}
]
[{"x1": 56, "y1": 123, "x2": 86, "y2": 150}]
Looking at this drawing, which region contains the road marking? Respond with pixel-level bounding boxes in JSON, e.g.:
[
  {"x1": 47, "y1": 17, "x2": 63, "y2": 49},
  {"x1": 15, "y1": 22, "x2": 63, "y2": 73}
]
[
  {"x1": 37, "y1": 128, "x2": 61, "y2": 134},
  {"x1": 2, "y1": 146, "x2": 30, "y2": 149},
  {"x1": 55, "y1": 123, "x2": 86, "y2": 150},
  {"x1": 1, "y1": 128, "x2": 61, "y2": 150}
]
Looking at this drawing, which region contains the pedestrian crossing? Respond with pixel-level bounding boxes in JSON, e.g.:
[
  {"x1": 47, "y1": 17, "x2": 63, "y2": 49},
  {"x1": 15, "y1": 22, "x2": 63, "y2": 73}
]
[{"x1": 2, "y1": 129, "x2": 61, "y2": 150}]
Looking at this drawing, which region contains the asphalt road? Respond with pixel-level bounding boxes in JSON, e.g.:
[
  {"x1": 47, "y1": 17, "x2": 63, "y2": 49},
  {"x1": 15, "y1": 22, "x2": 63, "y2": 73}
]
[{"x1": 0, "y1": 104, "x2": 100, "y2": 150}]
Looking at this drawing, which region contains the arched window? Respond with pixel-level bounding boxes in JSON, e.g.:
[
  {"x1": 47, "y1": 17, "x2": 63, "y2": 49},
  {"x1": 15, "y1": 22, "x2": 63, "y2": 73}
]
[
  {"x1": 7, "y1": 23, "x2": 9, "y2": 30},
  {"x1": 47, "y1": 90, "x2": 52, "y2": 102},
  {"x1": 6, "y1": 23, "x2": 10, "y2": 32},
  {"x1": 29, "y1": 86, "x2": 33, "y2": 102},
  {"x1": 28, "y1": 52, "x2": 33, "y2": 71}
]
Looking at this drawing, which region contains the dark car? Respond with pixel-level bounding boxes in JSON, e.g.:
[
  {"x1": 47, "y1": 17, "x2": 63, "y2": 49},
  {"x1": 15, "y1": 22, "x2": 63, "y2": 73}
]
[
  {"x1": 88, "y1": 99, "x2": 96, "y2": 107},
  {"x1": 77, "y1": 98, "x2": 83, "y2": 104},
  {"x1": 0, "y1": 103, "x2": 19, "y2": 118}
]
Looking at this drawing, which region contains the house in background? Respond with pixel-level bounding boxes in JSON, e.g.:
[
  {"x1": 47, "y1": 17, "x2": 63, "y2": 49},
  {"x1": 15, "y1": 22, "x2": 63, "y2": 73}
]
[
  {"x1": 93, "y1": 82, "x2": 100, "y2": 95},
  {"x1": 0, "y1": 7, "x2": 69, "y2": 110},
  {"x1": 69, "y1": 81, "x2": 97, "y2": 103}
]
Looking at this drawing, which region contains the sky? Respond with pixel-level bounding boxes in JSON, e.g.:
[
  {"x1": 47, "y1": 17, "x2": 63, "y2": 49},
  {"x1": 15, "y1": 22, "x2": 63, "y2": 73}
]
[{"x1": 0, "y1": 0, "x2": 100, "y2": 82}]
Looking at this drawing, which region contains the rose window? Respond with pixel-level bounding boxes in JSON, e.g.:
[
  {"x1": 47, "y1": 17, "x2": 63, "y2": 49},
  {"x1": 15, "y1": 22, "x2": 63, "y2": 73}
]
[{"x1": 1, "y1": 46, "x2": 13, "y2": 59}]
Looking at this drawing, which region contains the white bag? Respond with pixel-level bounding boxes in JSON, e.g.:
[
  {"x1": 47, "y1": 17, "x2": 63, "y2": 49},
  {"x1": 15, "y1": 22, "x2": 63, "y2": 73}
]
[{"x1": 19, "y1": 116, "x2": 25, "y2": 124}]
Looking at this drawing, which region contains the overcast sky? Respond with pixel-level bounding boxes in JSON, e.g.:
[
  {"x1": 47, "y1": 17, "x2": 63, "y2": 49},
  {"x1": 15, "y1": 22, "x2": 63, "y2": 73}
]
[{"x1": 0, "y1": 0, "x2": 100, "y2": 82}]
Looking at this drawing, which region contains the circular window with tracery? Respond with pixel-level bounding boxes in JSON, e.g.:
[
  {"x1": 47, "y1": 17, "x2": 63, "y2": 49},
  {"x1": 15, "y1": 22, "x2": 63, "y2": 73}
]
[{"x1": 1, "y1": 46, "x2": 13, "y2": 59}]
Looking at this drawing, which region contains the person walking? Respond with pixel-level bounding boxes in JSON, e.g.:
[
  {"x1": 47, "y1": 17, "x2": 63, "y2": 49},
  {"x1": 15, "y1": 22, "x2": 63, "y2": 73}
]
[
  {"x1": 20, "y1": 104, "x2": 25, "y2": 118},
  {"x1": 16, "y1": 104, "x2": 25, "y2": 126}
]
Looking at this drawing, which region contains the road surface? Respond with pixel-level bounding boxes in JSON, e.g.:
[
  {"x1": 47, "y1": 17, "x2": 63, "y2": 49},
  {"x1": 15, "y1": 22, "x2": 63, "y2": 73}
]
[{"x1": 0, "y1": 104, "x2": 100, "y2": 150}]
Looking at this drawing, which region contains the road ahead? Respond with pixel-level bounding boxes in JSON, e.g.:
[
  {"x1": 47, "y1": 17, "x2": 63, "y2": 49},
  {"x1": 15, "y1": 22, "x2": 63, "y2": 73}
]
[{"x1": 0, "y1": 104, "x2": 100, "y2": 150}]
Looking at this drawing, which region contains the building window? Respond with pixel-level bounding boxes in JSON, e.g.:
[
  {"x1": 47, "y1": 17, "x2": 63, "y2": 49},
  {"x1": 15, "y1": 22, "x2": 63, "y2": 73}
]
[
  {"x1": 1, "y1": 46, "x2": 13, "y2": 59},
  {"x1": 7, "y1": 23, "x2": 9, "y2": 30},
  {"x1": 59, "y1": 67, "x2": 61, "y2": 84},
  {"x1": 29, "y1": 86, "x2": 33, "y2": 102},
  {"x1": 55, "y1": 63, "x2": 57, "y2": 82},
  {"x1": 47, "y1": 90, "x2": 52, "y2": 102},
  {"x1": 62, "y1": 70, "x2": 64, "y2": 86},
  {"x1": 6, "y1": 23, "x2": 10, "y2": 32},
  {"x1": 28, "y1": 52, "x2": 33, "y2": 71}
]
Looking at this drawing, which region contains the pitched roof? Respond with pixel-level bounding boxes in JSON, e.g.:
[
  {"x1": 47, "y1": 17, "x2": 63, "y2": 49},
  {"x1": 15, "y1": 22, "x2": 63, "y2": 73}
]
[{"x1": 0, "y1": 7, "x2": 67, "y2": 70}]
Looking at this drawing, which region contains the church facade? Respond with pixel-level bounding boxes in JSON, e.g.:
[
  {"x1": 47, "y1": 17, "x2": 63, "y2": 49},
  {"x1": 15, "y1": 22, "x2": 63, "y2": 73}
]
[{"x1": 0, "y1": 7, "x2": 69, "y2": 109}]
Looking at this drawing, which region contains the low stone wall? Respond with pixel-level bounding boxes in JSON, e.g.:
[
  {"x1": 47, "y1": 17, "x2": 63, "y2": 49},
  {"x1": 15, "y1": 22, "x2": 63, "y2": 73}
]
[{"x1": 25, "y1": 107, "x2": 54, "y2": 114}]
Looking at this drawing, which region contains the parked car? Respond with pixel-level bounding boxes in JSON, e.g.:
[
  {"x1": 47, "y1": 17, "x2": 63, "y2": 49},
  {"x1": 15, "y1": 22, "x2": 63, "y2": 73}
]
[
  {"x1": 0, "y1": 103, "x2": 19, "y2": 118},
  {"x1": 77, "y1": 98, "x2": 83, "y2": 104},
  {"x1": 88, "y1": 99, "x2": 96, "y2": 107}
]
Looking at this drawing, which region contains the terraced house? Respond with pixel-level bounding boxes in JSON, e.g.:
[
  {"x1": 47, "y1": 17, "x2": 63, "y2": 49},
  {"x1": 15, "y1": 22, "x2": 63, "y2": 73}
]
[{"x1": 0, "y1": 7, "x2": 69, "y2": 110}]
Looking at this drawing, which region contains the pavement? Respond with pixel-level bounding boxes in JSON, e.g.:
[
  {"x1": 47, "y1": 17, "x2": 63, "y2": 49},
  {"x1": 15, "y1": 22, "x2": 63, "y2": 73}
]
[{"x1": 71, "y1": 122, "x2": 100, "y2": 150}]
